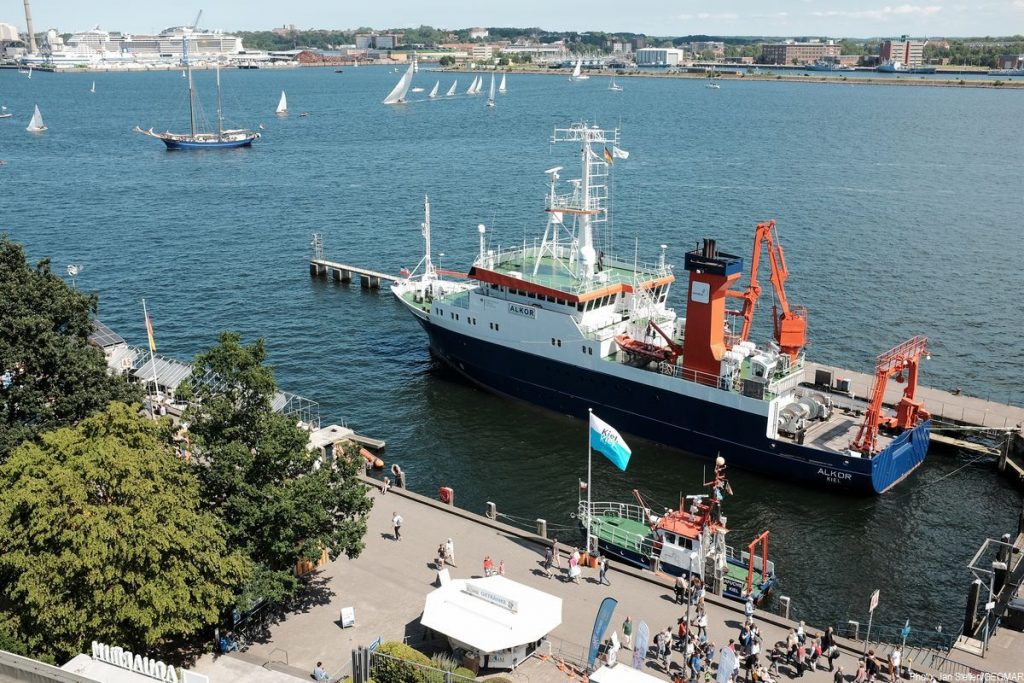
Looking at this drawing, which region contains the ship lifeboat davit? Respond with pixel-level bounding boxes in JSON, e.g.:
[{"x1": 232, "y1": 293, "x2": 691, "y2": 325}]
[
  {"x1": 614, "y1": 334, "x2": 673, "y2": 363},
  {"x1": 360, "y1": 447, "x2": 384, "y2": 469}
]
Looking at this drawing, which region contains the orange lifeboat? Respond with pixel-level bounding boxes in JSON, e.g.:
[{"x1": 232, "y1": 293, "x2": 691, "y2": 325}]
[{"x1": 360, "y1": 447, "x2": 384, "y2": 469}]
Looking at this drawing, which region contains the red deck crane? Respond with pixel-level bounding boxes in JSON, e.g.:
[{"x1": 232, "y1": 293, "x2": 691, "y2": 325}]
[
  {"x1": 727, "y1": 220, "x2": 808, "y2": 362},
  {"x1": 851, "y1": 335, "x2": 931, "y2": 455}
]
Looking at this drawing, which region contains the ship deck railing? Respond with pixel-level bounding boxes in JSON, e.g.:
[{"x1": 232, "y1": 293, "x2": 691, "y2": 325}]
[{"x1": 482, "y1": 247, "x2": 670, "y2": 297}]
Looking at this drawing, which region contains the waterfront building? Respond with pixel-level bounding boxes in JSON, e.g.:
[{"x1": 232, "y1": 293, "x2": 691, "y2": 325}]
[
  {"x1": 760, "y1": 39, "x2": 840, "y2": 65},
  {"x1": 880, "y1": 35, "x2": 926, "y2": 68},
  {"x1": 497, "y1": 41, "x2": 567, "y2": 62},
  {"x1": 635, "y1": 47, "x2": 684, "y2": 66},
  {"x1": 0, "y1": 21, "x2": 18, "y2": 41},
  {"x1": 690, "y1": 41, "x2": 725, "y2": 57},
  {"x1": 470, "y1": 44, "x2": 494, "y2": 62},
  {"x1": 356, "y1": 33, "x2": 398, "y2": 50}
]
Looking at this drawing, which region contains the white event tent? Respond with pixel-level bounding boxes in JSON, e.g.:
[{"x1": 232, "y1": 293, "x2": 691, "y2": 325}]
[
  {"x1": 591, "y1": 664, "x2": 667, "y2": 683},
  {"x1": 420, "y1": 575, "x2": 562, "y2": 670}
]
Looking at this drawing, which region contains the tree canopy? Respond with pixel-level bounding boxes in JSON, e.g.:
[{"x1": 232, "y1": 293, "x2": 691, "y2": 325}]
[
  {"x1": 185, "y1": 332, "x2": 372, "y2": 606},
  {"x1": 0, "y1": 236, "x2": 141, "y2": 461},
  {"x1": 0, "y1": 402, "x2": 249, "y2": 662}
]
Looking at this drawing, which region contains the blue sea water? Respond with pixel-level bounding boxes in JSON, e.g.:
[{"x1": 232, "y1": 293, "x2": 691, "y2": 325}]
[{"x1": 1, "y1": 65, "x2": 1022, "y2": 636}]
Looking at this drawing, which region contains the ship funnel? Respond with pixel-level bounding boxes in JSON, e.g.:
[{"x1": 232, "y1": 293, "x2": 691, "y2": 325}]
[{"x1": 702, "y1": 238, "x2": 718, "y2": 259}]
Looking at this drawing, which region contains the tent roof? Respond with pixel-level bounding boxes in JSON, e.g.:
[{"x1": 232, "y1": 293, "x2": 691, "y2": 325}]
[
  {"x1": 420, "y1": 576, "x2": 561, "y2": 653},
  {"x1": 590, "y1": 665, "x2": 666, "y2": 683}
]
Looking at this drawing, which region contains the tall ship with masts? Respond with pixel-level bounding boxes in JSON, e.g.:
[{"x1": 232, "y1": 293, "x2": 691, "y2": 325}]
[
  {"x1": 392, "y1": 123, "x2": 931, "y2": 494},
  {"x1": 134, "y1": 35, "x2": 259, "y2": 150}
]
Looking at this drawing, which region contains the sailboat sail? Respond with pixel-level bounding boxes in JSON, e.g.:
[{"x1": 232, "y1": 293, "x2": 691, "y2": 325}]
[
  {"x1": 487, "y1": 74, "x2": 496, "y2": 107},
  {"x1": 429, "y1": 81, "x2": 439, "y2": 98},
  {"x1": 572, "y1": 59, "x2": 581, "y2": 79},
  {"x1": 90, "y1": 81, "x2": 96, "y2": 93},
  {"x1": 276, "y1": 91, "x2": 288, "y2": 114},
  {"x1": 26, "y1": 104, "x2": 46, "y2": 132},
  {"x1": 498, "y1": 73, "x2": 507, "y2": 94},
  {"x1": 466, "y1": 77, "x2": 476, "y2": 95},
  {"x1": 383, "y1": 63, "x2": 415, "y2": 105},
  {"x1": 446, "y1": 80, "x2": 457, "y2": 97}
]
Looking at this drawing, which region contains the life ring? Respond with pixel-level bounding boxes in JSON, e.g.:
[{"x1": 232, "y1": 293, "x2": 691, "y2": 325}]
[{"x1": 439, "y1": 486, "x2": 454, "y2": 505}]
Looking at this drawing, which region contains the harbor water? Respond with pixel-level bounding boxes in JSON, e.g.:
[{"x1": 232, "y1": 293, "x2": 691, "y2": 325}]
[{"x1": 1, "y1": 65, "x2": 1022, "y2": 637}]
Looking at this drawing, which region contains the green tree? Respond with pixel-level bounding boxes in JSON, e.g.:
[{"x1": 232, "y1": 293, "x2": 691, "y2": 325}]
[
  {"x1": 0, "y1": 236, "x2": 141, "y2": 461},
  {"x1": 185, "y1": 332, "x2": 372, "y2": 606},
  {"x1": 439, "y1": 55, "x2": 454, "y2": 66},
  {"x1": 0, "y1": 402, "x2": 249, "y2": 662}
]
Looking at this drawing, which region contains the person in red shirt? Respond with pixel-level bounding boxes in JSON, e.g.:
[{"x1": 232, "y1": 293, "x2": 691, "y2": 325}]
[{"x1": 483, "y1": 555, "x2": 494, "y2": 576}]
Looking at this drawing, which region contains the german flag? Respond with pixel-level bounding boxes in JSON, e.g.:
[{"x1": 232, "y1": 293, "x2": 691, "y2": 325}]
[
  {"x1": 603, "y1": 147, "x2": 614, "y2": 164},
  {"x1": 143, "y1": 300, "x2": 157, "y2": 353}
]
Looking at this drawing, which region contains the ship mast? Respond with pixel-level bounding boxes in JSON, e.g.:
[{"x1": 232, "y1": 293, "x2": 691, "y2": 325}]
[
  {"x1": 183, "y1": 35, "x2": 196, "y2": 138},
  {"x1": 215, "y1": 64, "x2": 223, "y2": 140},
  {"x1": 422, "y1": 195, "x2": 436, "y2": 280}
]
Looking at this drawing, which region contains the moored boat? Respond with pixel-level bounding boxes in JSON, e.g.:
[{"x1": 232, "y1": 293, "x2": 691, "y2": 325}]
[
  {"x1": 579, "y1": 458, "x2": 777, "y2": 604},
  {"x1": 392, "y1": 123, "x2": 932, "y2": 494}
]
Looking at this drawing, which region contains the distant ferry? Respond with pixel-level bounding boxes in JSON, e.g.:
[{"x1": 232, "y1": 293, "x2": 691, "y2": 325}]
[
  {"x1": 805, "y1": 59, "x2": 853, "y2": 72},
  {"x1": 392, "y1": 123, "x2": 932, "y2": 494},
  {"x1": 988, "y1": 68, "x2": 1024, "y2": 76},
  {"x1": 877, "y1": 60, "x2": 936, "y2": 74}
]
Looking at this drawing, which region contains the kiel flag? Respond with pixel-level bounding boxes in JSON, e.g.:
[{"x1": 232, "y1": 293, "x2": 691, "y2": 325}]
[
  {"x1": 590, "y1": 412, "x2": 632, "y2": 471},
  {"x1": 587, "y1": 597, "x2": 618, "y2": 668},
  {"x1": 631, "y1": 621, "x2": 650, "y2": 670},
  {"x1": 142, "y1": 300, "x2": 157, "y2": 353}
]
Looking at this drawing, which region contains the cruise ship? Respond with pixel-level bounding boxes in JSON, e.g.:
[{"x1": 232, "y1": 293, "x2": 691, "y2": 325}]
[{"x1": 392, "y1": 123, "x2": 931, "y2": 494}]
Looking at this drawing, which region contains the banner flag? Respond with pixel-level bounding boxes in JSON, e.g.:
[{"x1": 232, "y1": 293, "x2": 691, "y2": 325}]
[
  {"x1": 590, "y1": 412, "x2": 632, "y2": 471},
  {"x1": 587, "y1": 597, "x2": 618, "y2": 669}
]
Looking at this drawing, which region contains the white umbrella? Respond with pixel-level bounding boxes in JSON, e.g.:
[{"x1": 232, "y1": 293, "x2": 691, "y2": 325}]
[{"x1": 420, "y1": 576, "x2": 562, "y2": 653}]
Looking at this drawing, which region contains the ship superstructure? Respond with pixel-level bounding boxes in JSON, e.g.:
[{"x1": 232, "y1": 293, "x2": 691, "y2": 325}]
[{"x1": 392, "y1": 123, "x2": 931, "y2": 494}]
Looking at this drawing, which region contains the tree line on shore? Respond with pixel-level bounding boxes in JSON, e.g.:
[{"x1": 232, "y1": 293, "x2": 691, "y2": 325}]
[{"x1": 0, "y1": 235, "x2": 373, "y2": 664}]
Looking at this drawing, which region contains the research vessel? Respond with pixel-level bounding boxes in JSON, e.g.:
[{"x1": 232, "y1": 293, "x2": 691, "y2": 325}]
[{"x1": 392, "y1": 123, "x2": 931, "y2": 494}]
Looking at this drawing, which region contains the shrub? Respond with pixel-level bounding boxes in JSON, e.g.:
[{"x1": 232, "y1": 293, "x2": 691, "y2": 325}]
[
  {"x1": 430, "y1": 653, "x2": 459, "y2": 672},
  {"x1": 375, "y1": 642, "x2": 431, "y2": 683},
  {"x1": 452, "y1": 667, "x2": 476, "y2": 681}
]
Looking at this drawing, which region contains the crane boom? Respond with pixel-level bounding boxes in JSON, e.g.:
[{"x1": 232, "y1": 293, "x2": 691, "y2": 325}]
[
  {"x1": 726, "y1": 220, "x2": 807, "y2": 361},
  {"x1": 851, "y1": 335, "x2": 930, "y2": 454},
  {"x1": 191, "y1": 9, "x2": 203, "y2": 31}
]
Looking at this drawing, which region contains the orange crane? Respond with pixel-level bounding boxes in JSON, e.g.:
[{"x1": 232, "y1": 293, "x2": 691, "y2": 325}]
[
  {"x1": 851, "y1": 335, "x2": 930, "y2": 455},
  {"x1": 727, "y1": 220, "x2": 808, "y2": 362}
]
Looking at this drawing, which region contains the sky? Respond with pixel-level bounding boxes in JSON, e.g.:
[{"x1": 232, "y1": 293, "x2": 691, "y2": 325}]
[{"x1": 4, "y1": 0, "x2": 1024, "y2": 38}]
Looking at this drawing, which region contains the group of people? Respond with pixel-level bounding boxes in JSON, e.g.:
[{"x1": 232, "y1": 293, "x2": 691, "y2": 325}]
[
  {"x1": 541, "y1": 538, "x2": 610, "y2": 585},
  {"x1": 482, "y1": 555, "x2": 505, "y2": 576},
  {"x1": 435, "y1": 538, "x2": 457, "y2": 569}
]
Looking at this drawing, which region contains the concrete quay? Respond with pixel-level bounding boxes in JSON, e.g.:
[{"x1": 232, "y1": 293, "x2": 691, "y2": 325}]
[{"x1": 203, "y1": 478, "x2": 949, "y2": 683}]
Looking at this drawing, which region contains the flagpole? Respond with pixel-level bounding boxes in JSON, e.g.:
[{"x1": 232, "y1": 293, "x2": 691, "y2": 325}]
[
  {"x1": 142, "y1": 298, "x2": 156, "y2": 419},
  {"x1": 587, "y1": 408, "x2": 593, "y2": 557}
]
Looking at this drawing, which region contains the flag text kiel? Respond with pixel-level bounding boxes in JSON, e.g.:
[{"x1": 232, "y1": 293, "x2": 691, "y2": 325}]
[{"x1": 508, "y1": 303, "x2": 536, "y2": 319}]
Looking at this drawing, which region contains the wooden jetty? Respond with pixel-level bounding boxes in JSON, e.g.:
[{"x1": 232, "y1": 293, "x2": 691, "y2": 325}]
[{"x1": 309, "y1": 258, "x2": 398, "y2": 290}]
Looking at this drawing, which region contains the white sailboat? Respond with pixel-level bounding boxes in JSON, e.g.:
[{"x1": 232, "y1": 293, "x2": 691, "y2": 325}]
[
  {"x1": 27, "y1": 66, "x2": 32, "y2": 80},
  {"x1": 0, "y1": 105, "x2": 11, "y2": 119},
  {"x1": 570, "y1": 58, "x2": 588, "y2": 81},
  {"x1": 276, "y1": 90, "x2": 288, "y2": 115},
  {"x1": 383, "y1": 62, "x2": 415, "y2": 105},
  {"x1": 465, "y1": 76, "x2": 476, "y2": 95},
  {"x1": 608, "y1": 78, "x2": 623, "y2": 92},
  {"x1": 486, "y1": 74, "x2": 496, "y2": 107},
  {"x1": 26, "y1": 104, "x2": 46, "y2": 132},
  {"x1": 446, "y1": 80, "x2": 457, "y2": 97},
  {"x1": 498, "y1": 73, "x2": 507, "y2": 94},
  {"x1": 90, "y1": 81, "x2": 96, "y2": 93},
  {"x1": 429, "y1": 81, "x2": 440, "y2": 98}
]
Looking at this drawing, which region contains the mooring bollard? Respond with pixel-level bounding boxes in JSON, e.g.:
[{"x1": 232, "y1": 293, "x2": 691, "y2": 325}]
[
  {"x1": 485, "y1": 501, "x2": 496, "y2": 520},
  {"x1": 779, "y1": 595, "x2": 791, "y2": 620},
  {"x1": 536, "y1": 519, "x2": 547, "y2": 538}
]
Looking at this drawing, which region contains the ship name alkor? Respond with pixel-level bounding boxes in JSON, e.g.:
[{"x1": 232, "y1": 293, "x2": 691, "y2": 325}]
[{"x1": 391, "y1": 122, "x2": 932, "y2": 494}]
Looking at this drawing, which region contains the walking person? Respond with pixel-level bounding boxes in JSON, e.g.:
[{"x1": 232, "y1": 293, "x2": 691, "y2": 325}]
[
  {"x1": 483, "y1": 555, "x2": 494, "y2": 576},
  {"x1": 622, "y1": 616, "x2": 633, "y2": 650},
  {"x1": 695, "y1": 608, "x2": 708, "y2": 639},
  {"x1": 445, "y1": 538, "x2": 457, "y2": 567},
  {"x1": 834, "y1": 666, "x2": 845, "y2": 683},
  {"x1": 821, "y1": 626, "x2": 838, "y2": 672},
  {"x1": 498, "y1": 559, "x2": 505, "y2": 576},
  {"x1": 543, "y1": 545, "x2": 554, "y2": 577},
  {"x1": 744, "y1": 596, "x2": 755, "y2": 623},
  {"x1": 675, "y1": 575, "x2": 688, "y2": 604},
  {"x1": 551, "y1": 538, "x2": 562, "y2": 569},
  {"x1": 888, "y1": 646, "x2": 901, "y2": 682},
  {"x1": 598, "y1": 554, "x2": 610, "y2": 586},
  {"x1": 392, "y1": 511, "x2": 403, "y2": 541},
  {"x1": 436, "y1": 542, "x2": 446, "y2": 570}
]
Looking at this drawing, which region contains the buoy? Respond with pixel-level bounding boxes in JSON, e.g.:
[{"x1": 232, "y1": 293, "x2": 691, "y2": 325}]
[
  {"x1": 360, "y1": 447, "x2": 384, "y2": 469},
  {"x1": 439, "y1": 486, "x2": 454, "y2": 505}
]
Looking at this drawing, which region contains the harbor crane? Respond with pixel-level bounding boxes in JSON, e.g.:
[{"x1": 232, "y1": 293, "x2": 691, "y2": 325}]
[
  {"x1": 190, "y1": 9, "x2": 203, "y2": 32},
  {"x1": 727, "y1": 219, "x2": 808, "y2": 362},
  {"x1": 851, "y1": 335, "x2": 931, "y2": 455}
]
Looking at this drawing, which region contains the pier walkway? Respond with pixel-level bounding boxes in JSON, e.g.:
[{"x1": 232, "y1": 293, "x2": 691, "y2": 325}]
[
  {"x1": 805, "y1": 361, "x2": 1024, "y2": 431},
  {"x1": 204, "y1": 480, "x2": 950, "y2": 683},
  {"x1": 310, "y1": 258, "x2": 399, "y2": 289}
]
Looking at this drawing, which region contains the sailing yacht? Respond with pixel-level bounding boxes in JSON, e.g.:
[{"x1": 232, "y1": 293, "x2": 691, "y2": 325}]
[
  {"x1": 486, "y1": 74, "x2": 496, "y2": 107},
  {"x1": 608, "y1": 78, "x2": 623, "y2": 92},
  {"x1": 276, "y1": 91, "x2": 288, "y2": 115},
  {"x1": 465, "y1": 76, "x2": 477, "y2": 95},
  {"x1": 446, "y1": 80, "x2": 458, "y2": 97},
  {"x1": 133, "y1": 37, "x2": 259, "y2": 149},
  {"x1": 27, "y1": 66, "x2": 32, "y2": 79},
  {"x1": 570, "y1": 58, "x2": 589, "y2": 81},
  {"x1": 0, "y1": 105, "x2": 10, "y2": 119},
  {"x1": 26, "y1": 105, "x2": 46, "y2": 132},
  {"x1": 498, "y1": 73, "x2": 507, "y2": 94},
  {"x1": 429, "y1": 81, "x2": 440, "y2": 98},
  {"x1": 383, "y1": 62, "x2": 415, "y2": 105}
]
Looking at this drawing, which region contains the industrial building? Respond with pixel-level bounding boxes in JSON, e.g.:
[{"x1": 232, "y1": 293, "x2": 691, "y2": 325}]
[
  {"x1": 635, "y1": 47, "x2": 685, "y2": 66},
  {"x1": 880, "y1": 35, "x2": 926, "y2": 68},
  {"x1": 760, "y1": 40, "x2": 840, "y2": 65}
]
